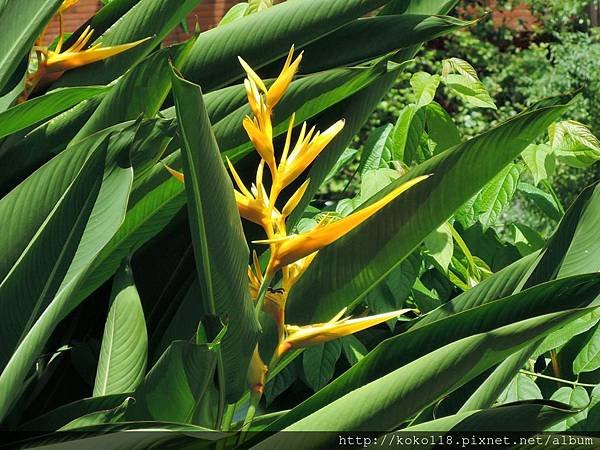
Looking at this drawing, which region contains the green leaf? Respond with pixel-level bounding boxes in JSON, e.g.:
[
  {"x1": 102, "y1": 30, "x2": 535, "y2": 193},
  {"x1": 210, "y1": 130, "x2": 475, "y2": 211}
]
[
  {"x1": 475, "y1": 163, "x2": 521, "y2": 230},
  {"x1": 0, "y1": 86, "x2": 108, "y2": 139},
  {"x1": 341, "y1": 335, "x2": 368, "y2": 366},
  {"x1": 573, "y1": 322, "x2": 600, "y2": 374},
  {"x1": 425, "y1": 102, "x2": 461, "y2": 152},
  {"x1": 424, "y1": 222, "x2": 453, "y2": 273},
  {"x1": 93, "y1": 262, "x2": 147, "y2": 396},
  {"x1": 219, "y1": 3, "x2": 249, "y2": 26},
  {"x1": 521, "y1": 144, "x2": 555, "y2": 186},
  {"x1": 0, "y1": 124, "x2": 136, "y2": 422},
  {"x1": 357, "y1": 124, "x2": 394, "y2": 175},
  {"x1": 443, "y1": 73, "x2": 497, "y2": 110},
  {"x1": 125, "y1": 341, "x2": 217, "y2": 423},
  {"x1": 295, "y1": 14, "x2": 473, "y2": 74},
  {"x1": 18, "y1": 394, "x2": 130, "y2": 431},
  {"x1": 287, "y1": 99, "x2": 570, "y2": 325},
  {"x1": 411, "y1": 71, "x2": 440, "y2": 108},
  {"x1": 0, "y1": 0, "x2": 62, "y2": 92},
  {"x1": 60, "y1": 397, "x2": 133, "y2": 430},
  {"x1": 302, "y1": 341, "x2": 342, "y2": 392},
  {"x1": 171, "y1": 68, "x2": 259, "y2": 402},
  {"x1": 391, "y1": 104, "x2": 425, "y2": 163},
  {"x1": 497, "y1": 374, "x2": 543, "y2": 404},
  {"x1": 54, "y1": 0, "x2": 201, "y2": 87},
  {"x1": 518, "y1": 182, "x2": 563, "y2": 222},
  {"x1": 259, "y1": 308, "x2": 596, "y2": 441},
  {"x1": 547, "y1": 387, "x2": 590, "y2": 432},
  {"x1": 0, "y1": 138, "x2": 108, "y2": 371},
  {"x1": 267, "y1": 274, "x2": 600, "y2": 432},
  {"x1": 549, "y1": 120, "x2": 600, "y2": 168},
  {"x1": 181, "y1": 0, "x2": 391, "y2": 90},
  {"x1": 512, "y1": 223, "x2": 546, "y2": 257},
  {"x1": 403, "y1": 401, "x2": 577, "y2": 435}
]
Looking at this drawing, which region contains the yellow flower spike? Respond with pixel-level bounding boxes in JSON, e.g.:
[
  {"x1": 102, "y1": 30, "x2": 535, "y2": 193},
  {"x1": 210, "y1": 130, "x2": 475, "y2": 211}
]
[
  {"x1": 248, "y1": 252, "x2": 286, "y2": 332},
  {"x1": 165, "y1": 165, "x2": 185, "y2": 183},
  {"x1": 281, "y1": 178, "x2": 310, "y2": 217},
  {"x1": 238, "y1": 56, "x2": 268, "y2": 94},
  {"x1": 244, "y1": 78, "x2": 263, "y2": 119},
  {"x1": 58, "y1": 0, "x2": 80, "y2": 14},
  {"x1": 255, "y1": 175, "x2": 430, "y2": 277},
  {"x1": 276, "y1": 308, "x2": 414, "y2": 358},
  {"x1": 45, "y1": 30, "x2": 151, "y2": 73},
  {"x1": 243, "y1": 116, "x2": 276, "y2": 174},
  {"x1": 267, "y1": 47, "x2": 303, "y2": 108},
  {"x1": 279, "y1": 119, "x2": 345, "y2": 189},
  {"x1": 247, "y1": 345, "x2": 268, "y2": 394},
  {"x1": 226, "y1": 157, "x2": 253, "y2": 199}
]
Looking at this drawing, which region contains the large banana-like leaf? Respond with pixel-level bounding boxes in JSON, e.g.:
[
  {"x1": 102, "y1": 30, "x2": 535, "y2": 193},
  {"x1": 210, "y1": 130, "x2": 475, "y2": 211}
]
[
  {"x1": 286, "y1": 98, "x2": 571, "y2": 325},
  {"x1": 0, "y1": 0, "x2": 62, "y2": 92},
  {"x1": 181, "y1": 0, "x2": 392, "y2": 90},
  {"x1": 0, "y1": 124, "x2": 137, "y2": 422},
  {"x1": 74, "y1": 42, "x2": 193, "y2": 141},
  {"x1": 93, "y1": 262, "x2": 147, "y2": 397},
  {"x1": 125, "y1": 341, "x2": 217, "y2": 424},
  {"x1": 0, "y1": 86, "x2": 108, "y2": 139},
  {"x1": 171, "y1": 69, "x2": 260, "y2": 402},
  {"x1": 381, "y1": 0, "x2": 457, "y2": 15},
  {"x1": 54, "y1": 0, "x2": 202, "y2": 87},
  {"x1": 294, "y1": 15, "x2": 473, "y2": 74},
  {"x1": 265, "y1": 274, "x2": 600, "y2": 431},
  {"x1": 257, "y1": 307, "x2": 597, "y2": 446}
]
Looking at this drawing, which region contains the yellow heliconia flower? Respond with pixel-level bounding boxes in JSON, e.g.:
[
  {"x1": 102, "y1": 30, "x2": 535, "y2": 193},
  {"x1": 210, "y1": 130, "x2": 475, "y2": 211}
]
[
  {"x1": 256, "y1": 175, "x2": 430, "y2": 277},
  {"x1": 58, "y1": 0, "x2": 80, "y2": 14},
  {"x1": 248, "y1": 251, "x2": 285, "y2": 326},
  {"x1": 276, "y1": 308, "x2": 413, "y2": 358},
  {"x1": 275, "y1": 116, "x2": 345, "y2": 192},
  {"x1": 247, "y1": 345, "x2": 268, "y2": 394},
  {"x1": 24, "y1": 27, "x2": 149, "y2": 98}
]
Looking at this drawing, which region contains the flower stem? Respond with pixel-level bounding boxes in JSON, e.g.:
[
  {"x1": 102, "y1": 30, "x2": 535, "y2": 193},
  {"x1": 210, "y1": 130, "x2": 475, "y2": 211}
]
[
  {"x1": 520, "y1": 369, "x2": 597, "y2": 388},
  {"x1": 254, "y1": 273, "x2": 273, "y2": 321}
]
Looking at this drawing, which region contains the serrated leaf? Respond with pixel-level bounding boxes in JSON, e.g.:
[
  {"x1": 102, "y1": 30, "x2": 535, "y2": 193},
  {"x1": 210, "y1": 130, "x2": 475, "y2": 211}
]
[
  {"x1": 219, "y1": 3, "x2": 249, "y2": 26},
  {"x1": 357, "y1": 124, "x2": 394, "y2": 175},
  {"x1": 549, "y1": 120, "x2": 600, "y2": 168},
  {"x1": 424, "y1": 222, "x2": 453, "y2": 273},
  {"x1": 443, "y1": 73, "x2": 497, "y2": 110},
  {"x1": 410, "y1": 71, "x2": 440, "y2": 108},
  {"x1": 475, "y1": 163, "x2": 521, "y2": 229},
  {"x1": 521, "y1": 144, "x2": 555, "y2": 185},
  {"x1": 425, "y1": 101, "x2": 460, "y2": 152}
]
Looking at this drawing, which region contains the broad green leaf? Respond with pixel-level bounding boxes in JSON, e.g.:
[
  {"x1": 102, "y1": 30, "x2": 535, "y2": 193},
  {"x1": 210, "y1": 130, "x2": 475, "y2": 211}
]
[
  {"x1": 259, "y1": 308, "x2": 596, "y2": 442},
  {"x1": 18, "y1": 394, "x2": 130, "y2": 432},
  {"x1": 392, "y1": 104, "x2": 425, "y2": 163},
  {"x1": 0, "y1": 138, "x2": 108, "y2": 371},
  {"x1": 573, "y1": 322, "x2": 600, "y2": 374},
  {"x1": 181, "y1": 0, "x2": 391, "y2": 90},
  {"x1": 367, "y1": 253, "x2": 421, "y2": 314},
  {"x1": 518, "y1": 182, "x2": 563, "y2": 222},
  {"x1": 425, "y1": 101, "x2": 461, "y2": 152},
  {"x1": 411, "y1": 71, "x2": 440, "y2": 108},
  {"x1": 54, "y1": 0, "x2": 201, "y2": 87},
  {"x1": 381, "y1": 0, "x2": 457, "y2": 15},
  {"x1": 0, "y1": 0, "x2": 62, "y2": 92},
  {"x1": 403, "y1": 401, "x2": 577, "y2": 436},
  {"x1": 443, "y1": 73, "x2": 497, "y2": 110},
  {"x1": 302, "y1": 341, "x2": 342, "y2": 392},
  {"x1": 219, "y1": 3, "x2": 248, "y2": 26},
  {"x1": 247, "y1": 0, "x2": 272, "y2": 14},
  {"x1": 512, "y1": 223, "x2": 546, "y2": 257},
  {"x1": 93, "y1": 262, "x2": 147, "y2": 396},
  {"x1": 357, "y1": 124, "x2": 394, "y2": 175},
  {"x1": 74, "y1": 42, "x2": 192, "y2": 140},
  {"x1": 549, "y1": 120, "x2": 600, "y2": 168},
  {"x1": 125, "y1": 341, "x2": 217, "y2": 423},
  {"x1": 522, "y1": 144, "x2": 555, "y2": 186},
  {"x1": 295, "y1": 15, "x2": 473, "y2": 74},
  {"x1": 547, "y1": 387, "x2": 590, "y2": 432},
  {"x1": 497, "y1": 374, "x2": 543, "y2": 404},
  {"x1": 265, "y1": 362, "x2": 298, "y2": 405},
  {"x1": 424, "y1": 222, "x2": 453, "y2": 273},
  {"x1": 475, "y1": 163, "x2": 521, "y2": 229},
  {"x1": 287, "y1": 99, "x2": 570, "y2": 325},
  {"x1": 0, "y1": 86, "x2": 107, "y2": 139},
  {"x1": 0, "y1": 124, "x2": 136, "y2": 422},
  {"x1": 171, "y1": 69, "x2": 259, "y2": 402},
  {"x1": 267, "y1": 274, "x2": 600, "y2": 431},
  {"x1": 341, "y1": 335, "x2": 368, "y2": 366},
  {"x1": 60, "y1": 397, "x2": 133, "y2": 431}
]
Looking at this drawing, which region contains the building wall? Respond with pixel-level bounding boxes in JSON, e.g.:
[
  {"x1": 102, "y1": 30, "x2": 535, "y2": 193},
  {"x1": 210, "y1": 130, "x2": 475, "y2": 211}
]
[{"x1": 45, "y1": 0, "x2": 239, "y2": 44}]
